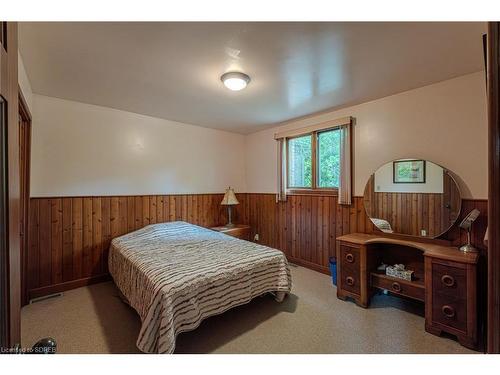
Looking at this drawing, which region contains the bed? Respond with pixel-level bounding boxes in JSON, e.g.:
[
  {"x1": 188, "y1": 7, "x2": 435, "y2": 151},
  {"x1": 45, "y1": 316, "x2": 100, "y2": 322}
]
[{"x1": 108, "y1": 221, "x2": 292, "y2": 354}]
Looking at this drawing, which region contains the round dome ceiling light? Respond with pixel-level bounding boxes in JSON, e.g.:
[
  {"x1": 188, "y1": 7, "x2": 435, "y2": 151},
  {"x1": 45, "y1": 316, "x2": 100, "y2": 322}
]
[{"x1": 221, "y1": 72, "x2": 251, "y2": 91}]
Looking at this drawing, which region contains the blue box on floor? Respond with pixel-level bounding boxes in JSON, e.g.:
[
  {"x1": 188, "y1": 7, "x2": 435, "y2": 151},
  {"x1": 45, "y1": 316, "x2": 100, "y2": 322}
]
[{"x1": 329, "y1": 257, "x2": 337, "y2": 285}]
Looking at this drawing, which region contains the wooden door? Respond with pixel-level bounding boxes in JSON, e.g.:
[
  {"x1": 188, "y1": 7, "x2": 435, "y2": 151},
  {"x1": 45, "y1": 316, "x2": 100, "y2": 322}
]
[
  {"x1": 0, "y1": 21, "x2": 20, "y2": 351},
  {"x1": 487, "y1": 22, "x2": 500, "y2": 354}
]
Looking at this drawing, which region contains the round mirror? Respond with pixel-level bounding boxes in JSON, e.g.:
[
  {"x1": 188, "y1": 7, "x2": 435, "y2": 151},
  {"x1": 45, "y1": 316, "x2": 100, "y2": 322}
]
[{"x1": 363, "y1": 159, "x2": 461, "y2": 238}]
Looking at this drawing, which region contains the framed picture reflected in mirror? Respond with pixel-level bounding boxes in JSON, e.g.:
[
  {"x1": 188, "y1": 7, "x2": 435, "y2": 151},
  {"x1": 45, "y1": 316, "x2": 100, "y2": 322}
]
[{"x1": 393, "y1": 159, "x2": 426, "y2": 183}]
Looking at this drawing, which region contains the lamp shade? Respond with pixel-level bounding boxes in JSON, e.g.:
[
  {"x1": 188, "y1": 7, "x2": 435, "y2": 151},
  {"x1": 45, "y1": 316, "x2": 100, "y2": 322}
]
[{"x1": 221, "y1": 187, "x2": 239, "y2": 206}]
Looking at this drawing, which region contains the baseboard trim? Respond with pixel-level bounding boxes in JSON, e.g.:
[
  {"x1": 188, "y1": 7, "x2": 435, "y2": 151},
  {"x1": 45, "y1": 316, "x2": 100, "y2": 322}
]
[
  {"x1": 287, "y1": 256, "x2": 330, "y2": 275},
  {"x1": 28, "y1": 274, "x2": 111, "y2": 301}
]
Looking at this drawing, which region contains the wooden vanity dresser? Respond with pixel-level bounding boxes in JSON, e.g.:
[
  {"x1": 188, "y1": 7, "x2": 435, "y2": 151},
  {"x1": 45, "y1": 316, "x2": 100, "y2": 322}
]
[{"x1": 336, "y1": 233, "x2": 479, "y2": 350}]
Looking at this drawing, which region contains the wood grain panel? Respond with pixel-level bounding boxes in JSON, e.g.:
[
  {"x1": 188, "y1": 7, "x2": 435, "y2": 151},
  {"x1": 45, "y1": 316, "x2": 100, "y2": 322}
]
[
  {"x1": 26, "y1": 193, "x2": 247, "y2": 301},
  {"x1": 71, "y1": 198, "x2": 83, "y2": 280},
  {"x1": 38, "y1": 199, "x2": 51, "y2": 287},
  {"x1": 82, "y1": 197, "x2": 92, "y2": 277},
  {"x1": 62, "y1": 198, "x2": 72, "y2": 282},
  {"x1": 92, "y1": 197, "x2": 102, "y2": 276}
]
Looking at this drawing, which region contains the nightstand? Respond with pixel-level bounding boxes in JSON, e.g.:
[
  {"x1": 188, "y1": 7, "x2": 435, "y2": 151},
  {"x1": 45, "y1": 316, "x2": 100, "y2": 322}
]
[{"x1": 210, "y1": 224, "x2": 251, "y2": 241}]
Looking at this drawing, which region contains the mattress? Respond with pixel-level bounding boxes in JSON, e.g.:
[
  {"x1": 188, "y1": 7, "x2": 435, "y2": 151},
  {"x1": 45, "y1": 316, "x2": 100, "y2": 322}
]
[{"x1": 108, "y1": 221, "x2": 292, "y2": 353}]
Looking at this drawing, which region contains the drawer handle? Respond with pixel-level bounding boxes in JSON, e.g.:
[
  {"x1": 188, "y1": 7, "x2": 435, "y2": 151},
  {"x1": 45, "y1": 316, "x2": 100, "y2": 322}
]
[
  {"x1": 442, "y1": 305, "x2": 456, "y2": 318},
  {"x1": 346, "y1": 276, "x2": 355, "y2": 286},
  {"x1": 441, "y1": 274, "x2": 455, "y2": 287},
  {"x1": 391, "y1": 282, "x2": 402, "y2": 293},
  {"x1": 345, "y1": 253, "x2": 355, "y2": 263}
]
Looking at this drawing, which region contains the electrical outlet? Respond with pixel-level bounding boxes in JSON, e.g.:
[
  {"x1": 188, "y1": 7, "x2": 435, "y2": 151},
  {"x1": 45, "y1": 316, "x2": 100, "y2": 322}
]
[
  {"x1": 420, "y1": 229, "x2": 427, "y2": 237},
  {"x1": 254, "y1": 233, "x2": 259, "y2": 241}
]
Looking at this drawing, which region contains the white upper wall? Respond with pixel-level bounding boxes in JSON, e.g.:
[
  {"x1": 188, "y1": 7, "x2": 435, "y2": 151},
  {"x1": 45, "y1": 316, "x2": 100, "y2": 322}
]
[
  {"x1": 28, "y1": 71, "x2": 487, "y2": 199},
  {"x1": 18, "y1": 52, "x2": 34, "y2": 113},
  {"x1": 31, "y1": 95, "x2": 247, "y2": 197},
  {"x1": 245, "y1": 72, "x2": 487, "y2": 199}
]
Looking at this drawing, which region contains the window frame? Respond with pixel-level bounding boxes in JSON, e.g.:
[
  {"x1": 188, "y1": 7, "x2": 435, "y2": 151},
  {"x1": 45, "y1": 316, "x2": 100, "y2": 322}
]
[
  {"x1": 286, "y1": 133, "x2": 313, "y2": 190},
  {"x1": 286, "y1": 127, "x2": 340, "y2": 196}
]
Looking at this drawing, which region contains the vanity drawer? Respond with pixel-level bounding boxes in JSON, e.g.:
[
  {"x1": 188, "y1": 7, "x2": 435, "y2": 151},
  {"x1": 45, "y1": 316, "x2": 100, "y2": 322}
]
[
  {"x1": 340, "y1": 271, "x2": 361, "y2": 295},
  {"x1": 432, "y1": 263, "x2": 467, "y2": 300},
  {"x1": 425, "y1": 256, "x2": 477, "y2": 349},
  {"x1": 339, "y1": 244, "x2": 361, "y2": 295},
  {"x1": 340, "y1": 245, "x2": 360, "y2": 268},
  {"x1": 371, "y1": 274, "x2": 425, "y2": 302},
  {"x1": 431, "y1": 294, "x2": 467, "y2": 333}
]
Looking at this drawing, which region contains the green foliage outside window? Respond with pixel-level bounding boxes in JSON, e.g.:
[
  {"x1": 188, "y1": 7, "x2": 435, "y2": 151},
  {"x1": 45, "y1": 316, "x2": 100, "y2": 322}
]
[
  {"x1": 318, "y1": 129, "x2": 340, "y2": 188},
  {"x1": 288, "y1": 129, "x2": 340, "y2": 189}
]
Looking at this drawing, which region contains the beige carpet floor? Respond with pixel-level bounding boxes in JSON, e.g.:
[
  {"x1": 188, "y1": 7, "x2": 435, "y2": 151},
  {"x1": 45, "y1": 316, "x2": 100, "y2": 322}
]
[{"x1": 21, "y1": 265, "x2": 475, "y2": 354}]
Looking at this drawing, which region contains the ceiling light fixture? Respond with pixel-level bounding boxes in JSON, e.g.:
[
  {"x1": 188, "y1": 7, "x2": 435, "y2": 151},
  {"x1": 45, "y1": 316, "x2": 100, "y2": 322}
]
[{"x1": 221, "y1": 72, "x2": 250, "y2": 91}]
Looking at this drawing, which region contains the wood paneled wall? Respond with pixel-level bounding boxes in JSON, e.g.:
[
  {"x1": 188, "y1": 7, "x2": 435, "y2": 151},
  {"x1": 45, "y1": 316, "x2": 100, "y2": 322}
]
[
  {"x1": 26, "y1": 194, "x2": 248, "y2": 301},
  {"x1": 247, "y1": 194, "x2": 375, "y2": 273},
  {"x1": 26, "y1": 192, "x2": 487, "y2": 301},
  {"x1": 247, "y1": 194, "x2": 488, "y2": 274}
]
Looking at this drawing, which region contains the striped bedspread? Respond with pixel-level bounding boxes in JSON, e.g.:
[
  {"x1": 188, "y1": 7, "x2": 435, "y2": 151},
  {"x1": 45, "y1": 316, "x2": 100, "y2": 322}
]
[{"x1": 108, "y1": 221, "x2": 292, "y2": 354}]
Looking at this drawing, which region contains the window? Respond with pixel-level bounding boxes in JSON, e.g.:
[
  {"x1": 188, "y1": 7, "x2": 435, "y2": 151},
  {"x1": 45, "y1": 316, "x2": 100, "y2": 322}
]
[
  {"x1": 288, "y1": 135, "x2": 312, "y2": 188},
  {"x1": 317, "y1": 129, "x2": 341, "y2": 188},
  {"x1": 276, "y1": 116, "x2": 352, "y2": 203},
  {"x1": 287, "y1": 128, "x2": 341, "y2": 192}
]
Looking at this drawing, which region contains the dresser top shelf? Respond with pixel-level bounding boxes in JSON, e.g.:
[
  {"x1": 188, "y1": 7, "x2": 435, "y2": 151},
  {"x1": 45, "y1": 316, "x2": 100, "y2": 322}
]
[{"x1": 337, "y1": 233, "x2": 479, "y2": 264}]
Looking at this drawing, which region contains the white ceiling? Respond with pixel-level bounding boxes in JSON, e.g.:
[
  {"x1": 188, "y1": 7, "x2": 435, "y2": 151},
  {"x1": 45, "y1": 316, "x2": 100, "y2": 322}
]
[{"x1": 19, "y1": 22, "x2": 487, "y2": 134}]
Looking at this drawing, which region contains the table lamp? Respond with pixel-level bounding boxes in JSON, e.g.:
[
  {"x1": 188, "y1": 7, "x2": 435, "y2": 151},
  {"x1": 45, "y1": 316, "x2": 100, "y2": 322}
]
[{"x1": 221, "y1": 187, "x2": 239, "y2": 228}]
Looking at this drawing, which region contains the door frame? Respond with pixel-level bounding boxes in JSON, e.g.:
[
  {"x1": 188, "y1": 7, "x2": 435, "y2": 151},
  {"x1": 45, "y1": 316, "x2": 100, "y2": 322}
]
[
  {"x1": 0, "y1": 91, "x2": 8, "y2": 350},
  {"x1": 19, "y1": 88, "x2": 31, "y2": 307},
  {"x1": 0, "y1": 21, "x2": 20, "y2": 350}
]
